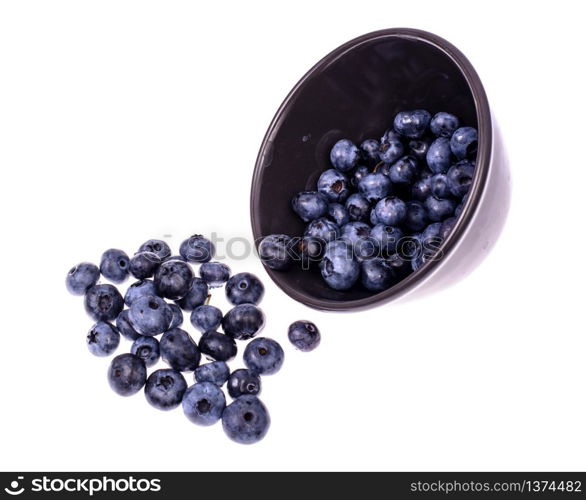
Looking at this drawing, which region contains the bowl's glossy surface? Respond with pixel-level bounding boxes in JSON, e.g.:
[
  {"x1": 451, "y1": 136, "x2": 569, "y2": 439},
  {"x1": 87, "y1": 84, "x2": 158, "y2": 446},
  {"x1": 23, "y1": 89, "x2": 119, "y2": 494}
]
[{"x1": 250, "y1": 28, "x2": 509, "y2": 311}]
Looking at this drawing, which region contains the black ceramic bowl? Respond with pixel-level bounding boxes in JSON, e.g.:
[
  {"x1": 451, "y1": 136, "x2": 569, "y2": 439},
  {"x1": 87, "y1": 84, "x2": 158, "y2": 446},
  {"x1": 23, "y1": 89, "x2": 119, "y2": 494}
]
[{"x1": 251, "y1": 28, "x2": 510, "y2": 311}]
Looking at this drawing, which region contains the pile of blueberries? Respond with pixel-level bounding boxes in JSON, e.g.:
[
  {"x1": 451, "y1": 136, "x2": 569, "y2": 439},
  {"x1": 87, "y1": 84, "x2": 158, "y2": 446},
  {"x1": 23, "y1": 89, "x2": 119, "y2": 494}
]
[
  {"x1": 259, "y1": 110, "x2": 477, "y2": 291},
  {"x1": 66, "y1": 235, "x2": 320, "y2": 445}
]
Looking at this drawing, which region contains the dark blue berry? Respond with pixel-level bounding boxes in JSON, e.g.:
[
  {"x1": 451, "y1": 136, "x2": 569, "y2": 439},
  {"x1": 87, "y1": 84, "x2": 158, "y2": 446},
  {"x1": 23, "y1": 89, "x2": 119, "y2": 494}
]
[
  {"x1": 340, "y1": 221, "x2": 370, "y2": 244},
  {"x1": 287, "y1": 320, "x2": 320, "y2": 352},
  {"x1": 86, "y1": 322, "x2": 120, "y2": 357},
  {"x1": 425, "y1": 196, "x2": 456, "y2": 222},
  {"x1": 403, "y1": 201, "x2": 429, "y2": 232},
  {"x1": 179, "y1": 234, "x2": 215, "y2": 263},
  {"x1": 430, "y1": 174, "x2": 452, "y2": 199},
  {"x1": 129, "y1": 251, "x2": 161, "y2": 280},
  {"x1": 194, "y1": 361, "x2": 230, "y2": 386},
  {"x1": 359, "y1": 139, "x2": 380, "y2": 166},
  {"x1": 330, "y1": 139, "x2": 360, "y2": 172},
  {"x1": 426, "y1": 137, "x2": 452, "y2": 174},
  {"x1": 198, "y1": 331, "x2": 238, "y2": 362},
  {"x1": 317, "y1": 169, "x2": 350, "y2": 202},
  {"x1": 370, "y1": 223, "x2": 403, "y2": 256},
  {"x1": 131, "y1": 336, "x2": 160, "y2": 367},
  {"x1": 128, "y1": 296, "x2": 172, "y2": 336},
  {"x1": 138, "y1": 239, "x2": 171, "y2": 260},
  {"x1": 320, "y1": 240, "x2": 360, "y2": 290},
  {"x1": 154, "y1": 259, "x2": 194, "y2": 300},
  {"x1": 379, "y1": 131, "x2": 404, "y2": 164},
  {"x1": 447, "y1": 160, "x2": 475, "y2": 198},
  {"x1": 374, "y1": 196, "x2": 407, "y2": 226},
  {"x1": 199, "y1": 261, "x2": 231, "y2": 288},
  {"x1": 361, "y1": 257, "x2": 396, "y2": 292},
  {"x1": 99, "y1": 249, "x2": 130, "y2": 284},
  {"x1": 182, "y1": 382, "x2": 226, "y2": 426},
  {"x1": 107, "y1": 353, "x2": 146, "y2": 397},
  {"x1": 160, "y1": 328, "x2": 201, "y2": 371},
  {"x1": 175, "y1": 277, "x2": 209, "y2": 311},
  {"x1": 244, "y1": 337, "x2": 285, "y2": 375},
  {"x1": 66, "y1": 262, "x2": 100, "y2": 295},
  {"x1": 84, "y1": 284, "x2": 124, "y2": 322},
  {"x1": 357, "y1": 172, "x2": 392, "y2": 203},
  {"x1": 222, "y1": 304, "x2": 265, "y2": 340},
  {"x1": 304, "y1": 217, "x2": 340, "y2": 243},
  {"x1": 327, "y1": 203, "x2": 350, "y2": 226},
  {"x1": 394, "y1": 109, "x2": 431, "y2": 138},
  {"x1": 145, "y1": 368, "x2": 187, "y2": 411},
  {"x1": 227, "y1": 369, "x2": 261, "y2": 398},
  {"x1": 430, "y1": 112, "x2": 460, "y2": 138},
  {"x1": 167, "y1": 303, "x2": 184, "y2": 329},
  {"x1": 345, "y1": 193, "x2": 370, "y2": 222},
  {"x1": 389, "y1": 156, "x2": 418, "y2": 185},
  {"x1": 116, "y1": 310, "x2": 141, "y2": 341},
  {"x1": 408, "y1": 139, "x2": 431, "y2": 160},
  {"x1": 387, "y1": 252, "x2": 413, "y2": 280},
  {"x1": 225, "y1": 272, "x2": 264, "y2": 305},
  {"x1": 291, "y1": 191, "x2": 328, "y2": 222},
  {"x1": 222, "y1": 395, "x2": 270, "y2": 445},
  {"x1": 190, "y1": 304, "x2": 222, "y2": 333},
  {"x1": 450, "y1": 127, "x2": 478, "y2": 159},
  {"x1": 259, "y1": 234, "x2": 293, "y2": 270},
  {"x1": 421, "y1": 222, "x2": 443, "y2": 248},
  {"x1": 124, "y1": 279, "x2": 158, "y2": 306}
]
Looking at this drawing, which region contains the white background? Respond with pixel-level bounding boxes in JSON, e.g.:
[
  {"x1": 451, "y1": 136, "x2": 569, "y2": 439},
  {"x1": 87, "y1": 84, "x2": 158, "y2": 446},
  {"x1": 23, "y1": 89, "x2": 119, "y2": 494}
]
[{"x1": 1, "y1": 0, "x2": 584, "y2": 472}]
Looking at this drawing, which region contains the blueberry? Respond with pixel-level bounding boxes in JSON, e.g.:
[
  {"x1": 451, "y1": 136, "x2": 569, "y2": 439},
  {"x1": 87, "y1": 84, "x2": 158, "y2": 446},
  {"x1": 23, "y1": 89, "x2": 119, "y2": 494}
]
[
  {"x1": 374, "y1": 196, "x2": 407, "y2": 226},
  {"x1": 358, "y1": 172, "x2": 391, "y2": 203},
  {"x1": 183, "y1": 382, "x2": 226, "y2": 426},
  {"x1": 198, "y1": 331, "x2": 238, "y2": 362},
  {"x1": 421, "y1": 222, "x2": 443, "y2": 250},
  {"x1": 447, "y1": 160, "x2": 475, "y2": 198},
  {"x1": 222, "y1": 304, "x2": 265, "y2": 340},
  {"x1": 179, "y1": 234, "x2": 215, "y2": 263},
  {"x1": 426, "y1": 137, "x2": 452, "y2": 174},
  {"x1": 129, "y1": 251, "x2": 161, "y2": 280},
  {"x1": 425, "y1": 196, "x2": 456, "y2": 222},
  {"x1": 345, "y1": 193, "x2": 370, "y2": 222},
  {"x1": 190, "y1": 304, "x2": 222, "y2": 332},
  {"x1": 394, "y1": 109, "x2": 431, "y2": 138},
  {"x1": 124, "y1": 279, "x2": 158, "y2": 306},
  {"x1": 430, "y1": 112, "x2": 460, "y2": 138},
  {"x1": 131, "y1": 336, "x2": 160, "y2": 367},
  {"x1": 287, "y1": 320, "x2": 320, "y2": 352},
  {"x1": 167, "y1": 303, "x2": 184, "y2": 329},
  {"x1": 86, "y1": 322, "x2": 120, "y2": 357},
  {"x1": 227, "y1": 369, "x2": 261, "y2": 398},
  {"x1": 327, "y1": 203, "x2": 350, "y2": 226},
  {"x1": 84, "y1": 284, "x2": 124, "y2": 322},
  {"x1": 379, "y1": 131, "x2": 404, "y2": 164},
  {"x1": 359, "y1": 139, "x2": 380, "y2": 166},
  {"x1": 397, "y1": 235, "x2": 423, "y2": 262},
  {"x1": 199, "y1": 261, "x2": 231, "y2": 288},
  {"x1": 387, "y1": 252, "x2": 413, "y2": 280},
  {"x1": 330, "y1": 139, "x2": 360, "y2": 172},
  {"x1": 361, "y1": 257, "x2": 396, "y2": 292},
  {"x1": 222, "y1": 395, "x2": 270, "y2": 445},
  {"x1": 128, "y1": 296, "x2": 172, "y2": 336},
  {"x1": 154, "y1": 259, "x2": 194, "y2": 300},
  {"x1": 244, "y1": 337, "x2": 284, "y2": 376},
  {"x1": 66, "y1": 262, "x2": 100, "y2": 295},
  {"x1": 320, "y1": 240, "x2": 359, "y2": 290},
  {"x1": 403, "y1": 201, "x2": 429, "y2": 232},
  {"x1": 291, "y1": 191, "x2": 329, "y2": 222},
  {"x1": 259, "y1": 234, "x2": 293, "y2": 271},
  {"x1": 304, "y1": 217, "x2": 340, "y2": 243},
  {"x1": 440, "y1": 217, "x2": 457, "y2": 240},
  {"x1": 370, "y1": 223, "x2": 403, "y2": 255},
  {"x1": 450, "y1": 126, "x2": 478, "y2": 159},
  {"x1": 115, "y1": 310, "x2": 141, "y2": 341},
  {"x1": 389, "y1": 156, "x2": 418, "y2": 185},
  {"x1": 107, "y1": 353, "x2": 146, "y2": 397},
  {"x1": 99, "y1": 249, "x2": 130, "y2": 284},
  {"x1": 225, "y1": 272, "x2": 264, "y2": 305},
  {"x1": 159, "y1": 328, "x2": 201, "y2": 371},
  {"x1": 138, "y1": 239, "x2": 171, "y2": 260},
  {"x1": 430, "y1": 174, "x2": 452, "y2": 199},
  {"x1": 408, "y1": 139, "x2": 431, "y2": 160},
  {"x1": 144, "y1": 368, "x2": 187, "y2": 411},
  {"x1": 175, "y1": 277, "x2": 209, "y2": 311},
  {"x1": 317, "y1": 169, "x2": 350, "y2": 202},
  {"x1": 194, "y1": 361, "x2": 230, "y2": 386},
  {"x1": 298, "y1": 236, "x2": 325, "y2": 268}
]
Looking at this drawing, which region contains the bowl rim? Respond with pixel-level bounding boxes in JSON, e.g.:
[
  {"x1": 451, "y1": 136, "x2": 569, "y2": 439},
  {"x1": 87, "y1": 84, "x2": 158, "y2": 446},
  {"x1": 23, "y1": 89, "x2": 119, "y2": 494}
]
[{"x1": 250, "y1": 27, "x2": 492, "y2": 311}]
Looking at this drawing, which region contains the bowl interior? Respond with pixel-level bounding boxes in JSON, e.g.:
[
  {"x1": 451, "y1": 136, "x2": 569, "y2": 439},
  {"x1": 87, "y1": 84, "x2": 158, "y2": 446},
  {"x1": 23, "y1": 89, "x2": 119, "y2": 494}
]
[{"x1": 251, "y1": 31, "x2": 479, "y2": 306}]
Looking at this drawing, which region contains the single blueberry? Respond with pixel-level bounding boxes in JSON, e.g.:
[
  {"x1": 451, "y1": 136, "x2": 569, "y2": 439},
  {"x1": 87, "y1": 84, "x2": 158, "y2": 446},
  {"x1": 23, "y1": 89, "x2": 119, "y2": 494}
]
[
  {"x1": 222, "y1": 304, "x2": 265, "y2": 340},
  {"x1": 345, "y1": 193, "x2": 370, "y2": 222},
  {"x1": 179, "y1": 234, "x2": 215, "y2": 263},
  {"x1": 222, "y1": 395, "x2": 270, "y2": 445},
  {"x1": 426, "y1": 137, "x2": 452, "y2": 174},
  {"x1": 430, "y1": 112, "x2": 460, "y2": 138},
  {"x1": 154, "y1": 259, "x2": 194, "y2": 300},
  {"x1": 199, "y1": 261, "x2": 231, "y2": 288},
  {"x1": 144, "y1": 368, "x2": 187, "y2": 411},
  {"x1": 358, "y1": 172, "x2": 392, "y2": 203},
  {"x1": 66, "y1": 262, "x2": 100, "y2": 295},
  {"x1": 440, "y1": 217, "x2": 457, "y2": 240},
  {"x1": 128, "y1": 296, "x2": 172, "y2": 336},
  {"x1": 361, "y1": 257, "x2": 396, "y2": 292},
  {"x1": 317, "y1": 169, "x2": 350, "y2": 202},
  {"x1": 99, "y1": 249, "x2": 130, "y2": 284},
  {"x1": 138, "y1": 239, "x2": 171, "y2": 260},
  {"x1": 450, "y1": 127, "x2": 478, "y2": 159},
  {"x1": 175, "y1": 277, "x2": 209, "y2": 311},
  {"x1": 107, "y1": 353, "x2": 146, "y2": 397},
  {"x1": 374, "y1": 196, "x2": 407, "y2": 226},
  {"x1": 131, "y1": 336, "x2": 160, "y2": 367},
  {"x1": 225, "y1": 272, "x2": 264, "y2": 305},
  {"x1": 227, "y1": 369, "x2": 261, "y2": 399},
  {"x1": 430, "y1": 174, "x2": 452, "y2": 199},
  {"x1": 194, "y1": 361, "x2": 230, "y2": 386},
  {"x1": 198, "y1": 331, "x2": 238, "y2": 362},
  {"x1": 408, "y1": 139, "x2": 432, "y2": 161},
  {"x1": 159, "y1": 328, "x2": 201, "y2": 371},
  {"x1": 244, "y1": 337, "x2": 285, "y2": 376},
  {"x1": 190, "y1": 304, "x2": 222, "y2": 333},
  {"x1": 327, "y1": 203, "x2": 350, "y2": 226},
  {"x1": 359, "y1": 139, "x2": 380, "y2": 166},
  {"x1": 370, "y1": 223, "x2": 403, "y2": 256},
  {"x1": 129, "y1": 251, "x2": 161, "y2": 280},
  {"x1": 320, "y1": 240, "x2": 359, "y2": 290},
  {"x1": 124, "y1": 279, "x2": 158, "y2": 306},
  {"x1": 421, "y1": 222, "x2": 443, "y2": 251},
  {"x1": 330, "y1": 138, "x2": 360, "y2": 172},
  {"x1": 425, "y1": 196, "x2": 457, "y2": 222},
  {"x1": 403, "y1": 201, "x2": 429, "y2": 233},
  {"x1": 447, "y1": 160, "x2": 475, "y2": 198},
  {"x1": 84, "y1": 284, "x2": 124, "y2": 322},
  {"x1": 182, "y1": 382, "x2": 226, "y2": 426},
  {"x1": 167, "y1": 303, "x2": 184, "y2": 329},
  {"x1": 259, "y1": 234, "x2": 294, "y2": 271},
  {"x1": 304, "y1": 217, "x2": 340, "y2": 243},
  {"x1": 115, "y1": 310, "x2": 141, "y2": 341},
  {"x1": 291, "y1": 191, "x2": 329, "y2": 222},
  {"x1": 379, "y1": 131, "x2": 404, "y2": 164},
  {"x1": 287, "y1": 320, "x2": 321, "y2": 352},
  {"x1": 389, "y1": 156, "x2": 418, "y2": 185},
  {"x1": 394, "y1": 109, "x2": 431, "y2": 138},
  {"x1": 86, "y1": 322, "x2": 120, "y2": 357}
]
